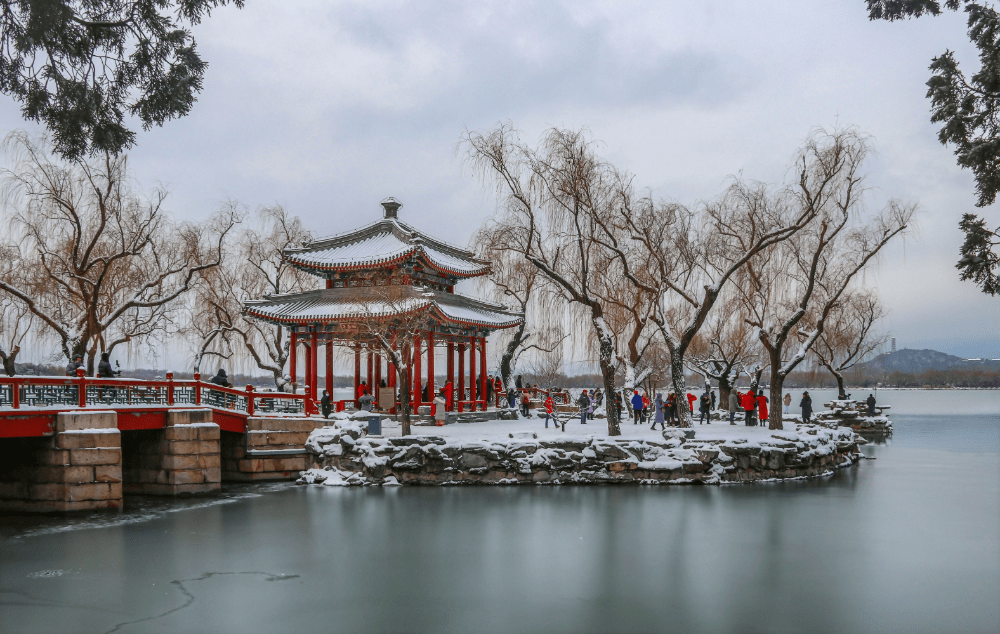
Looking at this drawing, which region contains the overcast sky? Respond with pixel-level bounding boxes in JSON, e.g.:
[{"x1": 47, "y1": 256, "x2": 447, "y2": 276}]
[{"x1": 2, "y1": 0, "x2": 998, "y2": 367}]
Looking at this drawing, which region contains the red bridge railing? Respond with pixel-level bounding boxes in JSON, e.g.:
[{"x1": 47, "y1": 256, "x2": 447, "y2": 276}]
[{"x1": 0, "y1": 370, "x2": 309, "y2": 416}]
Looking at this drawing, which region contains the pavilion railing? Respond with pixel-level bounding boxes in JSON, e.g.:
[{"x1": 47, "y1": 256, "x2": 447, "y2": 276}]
[{"x1": 0, "y1": 370, "x2": 310, "y2": 416}]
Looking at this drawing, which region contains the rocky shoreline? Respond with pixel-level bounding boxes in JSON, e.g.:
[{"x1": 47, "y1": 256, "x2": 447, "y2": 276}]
[{"x1": 298, "y1": 417, "x2": 865, "y2": 487}]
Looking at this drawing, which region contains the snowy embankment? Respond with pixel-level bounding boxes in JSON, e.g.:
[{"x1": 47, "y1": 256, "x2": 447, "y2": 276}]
[{"x1": 298, "y1": 412, "x2": 864, "y2": 487}]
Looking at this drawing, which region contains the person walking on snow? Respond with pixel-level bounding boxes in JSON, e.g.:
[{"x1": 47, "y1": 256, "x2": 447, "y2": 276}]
[
  {"x1": 507, "y1": 387, "x2": 517, "y2": 409},
  {"x1": 728, "y1": 390, "x2": 739, "y2": 425},
  {"x1": 630, "y1": 390, "x2": 644, "y2": 425},
  {"x1": 686, "y1": 392, "x2": 697, "y2": 416},
  {"x1": 652, "y1": 393, "x2": 666, "y2": 431},
  {"x1": 521, "y1": 390, "x2": 530, "y2": 417},
  {"x1": 699, "y1": 391, "x2": 711, "y2": 424},
  {"x1": 641, "y1": 392, "x2": 650, "y2": 424},
  {"x1": 544, "y1": 394, "x2": 555, "y2": 428},
  {"x1": 757, "y1": 392, "x2": 769, "y2": 427},
  {"x1": 577, "y1": 390, "x2": 590, "y2": 425},
  {"x1": 666, "y1": 392, "x2": 676, "y2": 426},
  {"x1": 321, "y1": 390, "x2": 332, "y2": 419},
  {"x1": 783, "y1": 392, "x2": 792, "y2": 414},
  {"x1": 800, "y1": 391, "x2": 813, "y2": 423}
]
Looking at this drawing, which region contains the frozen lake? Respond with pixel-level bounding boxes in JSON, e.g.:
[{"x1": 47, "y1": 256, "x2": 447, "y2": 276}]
[{"x1": 1, "y1": 390, "x2": 998, "y2": 633}]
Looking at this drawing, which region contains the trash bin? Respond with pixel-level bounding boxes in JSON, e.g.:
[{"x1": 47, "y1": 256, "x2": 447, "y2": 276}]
[{"x1": 367, "y1": 415, "x2": 382, "y2": 436}]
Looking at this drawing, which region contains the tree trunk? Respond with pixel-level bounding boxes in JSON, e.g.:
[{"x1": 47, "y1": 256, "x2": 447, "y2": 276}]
[
  {"x1": 768, "y1": 378, "x2": 785, "y2": 430},
  {"x1": 0, "y1": 346, "x2": 18, "y2": 376},
  {"x1": 668, "y1": 348, "x2": 692, "y2": 428},
  {"x1": 592, "y1": 315, "x2": 621, "y2": 436},
  {"x1": 397, "y1": 342, "x2": 412, "y2": 436},
  {"x1": 499, "y1": 320, "x2": 526, "y2": 388},
  {"x1": 834, "y1": 372, "x2": 846, "y2": 400}
]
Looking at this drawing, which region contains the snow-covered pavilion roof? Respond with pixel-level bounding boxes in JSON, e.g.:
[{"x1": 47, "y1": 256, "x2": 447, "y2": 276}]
[
  {"x1": 284, "y1": 208, "x2": 490, "y2": 278},
  {"x1": 243, "y1": 286, "x2": 523, "y2": 331}
]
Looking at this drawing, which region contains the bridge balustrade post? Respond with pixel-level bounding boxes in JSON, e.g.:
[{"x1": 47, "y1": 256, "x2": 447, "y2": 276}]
[
  {"x1": 12, "y1": 377, "x2": 20, "y2": 409},
  {"x1": 76, "y1": 367, "x2": 87, "y2": 407},
  {"x1": 246, "y1": 384, "x2": 255, "y2": 416},
  {"x1": 194, "y1": 373, "x2": 202, "y2": 405},
  {"x1": 166, "y1": 372, "x2": 174, "y2": 405}
]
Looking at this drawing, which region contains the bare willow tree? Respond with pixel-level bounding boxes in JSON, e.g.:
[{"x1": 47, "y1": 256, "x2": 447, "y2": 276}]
[
  {"x1": 594, "y1": 252, "x2": 657, "y2": 391},
  {"x1": 686, "y1": 295, "x2": 759, "y2": 405},
  {"x1": 0, "y1": 280, "x2": 32, "y2": 376},
  {"x1": 812, "y1": 290, "x2": 888, "y2": 400},
  {"x1": 0, "y1": 132, "x2": 236, "y2": 374},
  {"x1": 187, "y1": 204, "x2": 313, "y2": 386},
  {"x1": 738, "y1": 129, "x2": 914, "y2": 429},
  {"x1": 348, "y1": 285, "x2": 439, "y2": 437},
  {"x1": 463, "y1": 124, "x2": 628, "y2": 435},
  {"x1": 473, "y1": 223, "x2": 562, "y2": 388}
]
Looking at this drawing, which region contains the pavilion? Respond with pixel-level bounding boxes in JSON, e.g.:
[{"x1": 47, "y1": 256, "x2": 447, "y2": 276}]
[{"x1": 242, "y1": 199, "x2": 523, "y2": 414}]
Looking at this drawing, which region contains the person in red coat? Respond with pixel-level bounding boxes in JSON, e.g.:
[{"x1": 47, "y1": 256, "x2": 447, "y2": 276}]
[
  {"x1": 444, "y1": 380, "x2": 454, "y2": 411},
  {"x1": 757, "y1": 393, "x2": 769, "y2": 427},
  {"x1": 544, "y1": 395, "x2": 555, "y2": 429},
  {"x1": 741, "y1": 389, "x2": 757, "y2": 426},
  {"x1": 686, "y1": 392, "x2": 697, "y2": 414}
]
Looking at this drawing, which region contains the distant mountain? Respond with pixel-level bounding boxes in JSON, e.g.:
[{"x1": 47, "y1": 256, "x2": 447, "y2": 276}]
[{"x1": 860, "y1": 348, "x2": 1000, "y2": 374}]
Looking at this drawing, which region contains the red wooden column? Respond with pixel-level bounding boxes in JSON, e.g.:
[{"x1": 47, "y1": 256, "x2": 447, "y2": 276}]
[
  {"x1": 426, "y1": 331, "x2": 435, "y2": 403},
  {"x1": 310, "y1": 330, "x2": 319, "y2": 412},
  {"x1": 366, "y1": 350, "x2": 373, "y2": 394},
  {"x1": 413, "y1": 334, "x2": 422, "y2": 407},
  {"x1": 469, "y1": 335, "x2": 478, "y2": 411},
  {"x1": 446, "y1": 340, "x2": 455, "y2": 411},
  {"x1": 354, "y1": 346, "x2": 361, "y2": 407},
  {"x1": 457, "y1": 341, "x2": 466, "y2": 413},
  {"x1": 325, "y1": 341, "x2": 333, "y2": 397},
  {"x1": 289, "y1": 332, "x2": 298, "y2": 388},
  {"x1": 479, "y1": 336, "x2": 487, "y2": 410}
]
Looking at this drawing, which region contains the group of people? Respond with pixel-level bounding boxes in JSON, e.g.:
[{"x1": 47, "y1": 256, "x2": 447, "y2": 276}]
[{"x1": 65, "y1": 352, "x2": 121, "y2": 378}]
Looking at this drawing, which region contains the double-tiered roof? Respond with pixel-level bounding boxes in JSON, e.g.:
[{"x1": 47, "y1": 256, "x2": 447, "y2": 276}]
[{"x1": 243, "y1": 199, "x2": 522, "y2": 335}]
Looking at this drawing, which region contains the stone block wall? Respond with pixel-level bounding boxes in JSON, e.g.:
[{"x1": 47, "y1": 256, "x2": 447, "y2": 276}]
[
  {"x1": 121, "y1": 409, "x2": 221, "y2": 495},
  {"x1": 0, "y1": 411, "x2": 123, "y2": 512},
  {"x1": 220, "y1": 417, "x2": 317, "y2": 481}
]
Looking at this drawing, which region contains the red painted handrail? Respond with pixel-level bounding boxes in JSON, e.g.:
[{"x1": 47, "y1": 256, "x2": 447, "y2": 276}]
[{"x1": 0, "y1": 373, "x2": 307, "y2": 416}]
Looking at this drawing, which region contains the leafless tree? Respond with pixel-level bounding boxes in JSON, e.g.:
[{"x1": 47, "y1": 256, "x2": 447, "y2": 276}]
[
  {"x1": 463, "y1": 124, "x2": 629, "y2": 435},
  {"x1": 812, "y1": 290, "x2": 888, "y2": 399},
  {"x1": 347, "y1": 284, "x2": 439, "y2": 437},
  {"x1": 738, "y1": 129, "x2": 914, "y2": 429},
  {"x1": 0, "y1": 132, "x2": 237, "y2": 374},
  {"x1": 686, "y1": 297, "x2": 759, "y2": 405},
  {"x1": 473, "y1": 223, "x2": 563, "y2": 389},
  {"x1": 0, "y1": 279, "x2": 32, "y2": 376},
  {"x1": 521, "y1": 326, "x2": 567, "y2": 392},
  {"x1": 187, "y1": 204, "x2": 313, "y2": 387}
]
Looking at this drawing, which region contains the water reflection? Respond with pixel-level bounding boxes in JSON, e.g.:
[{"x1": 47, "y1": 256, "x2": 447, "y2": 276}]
[{"x1": 1, "y1": 414, "x2": 998, "y2": 634}]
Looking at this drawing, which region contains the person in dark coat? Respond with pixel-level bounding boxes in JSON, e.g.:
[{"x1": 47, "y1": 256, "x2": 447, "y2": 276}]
[
  {"x1": 209, "y1": 369, "x2": 231, "y2": 387},
  {"x1": 577, "y1": 390, "x2": 590, "y2": 425},
  {"x1": 630, "y1": 390, "x2": 644, "y2": 425},
  {"x1": 710, "y1": 390, "x2": 717, "y2": 411},
  {"x1": 866, "y1": 393, "x2": 877, "y2": 416},
  {"x1": 321, "y1": 390, "x2": 332, "y2": 418},
  {"x1": 97, "y1": 352, "x2": 116, "y2": 378},
  {"x1": 66, "y1": 355, "x2": 84, "y2": 376},
  {"x1": 507, "y1": 387, "x2": 517, "y2": 409},
  {"x1": 516, "y1": 375, "x2": 523, "y2": 389},
  {"x1": 742, "y1": 389, "x2": 756, "y2": 426},
  {"x1": 800, "y1": 391, "x2": 813, "y2": 423},
  {"x1": 698, "y1": 391, "x2": 711, "y2": 424}
]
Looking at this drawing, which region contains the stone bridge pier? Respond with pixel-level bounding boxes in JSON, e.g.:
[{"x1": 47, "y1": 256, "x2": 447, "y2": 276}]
[
  {"x1": 0, "y1": 411, "x2": 123, "y2": 512},
  {"x1": 1, "y1": 409, "x2": 316, "y2": 512}
]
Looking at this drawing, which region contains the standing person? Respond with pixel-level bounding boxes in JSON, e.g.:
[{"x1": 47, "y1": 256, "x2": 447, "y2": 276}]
[
  {"x1": 321, "y1": 390, "x2": 332, "y2": 419},
  {"x1": 433, "y1": 390, "x2": 447, "y2": 427},
  {"x1": 652, "y1": 393, "x2": 666, "y2": 431},
  {"x1": 710, "y1": 389, "x2": 717, "y2": 411},
  {"x1": 444, "y1": 380, "x2": 454, "y2": 411},
  {"x1": 210, "y1": 368, "x2": 232, "y2": 388},
  {"x1": 699, "y1": 391, "x2": 711, "y2": 424},
  {"x1": 665, "y1": 392, "x2": 676, "y2": 426},
  {"x1": 866, "y1": 393, "x2": 877, "y2": 416},
  {"x1": 66, "y1": 355, "x2": 84, "y2": 376},
  {"x1": 630, "y1": 389, "x2": 644, "y2": 425},
  {"x1": 521, "y1": 390, "x2": 530, "y2": 417},
  {"x1": 493, "y1": 376, "x2": 503, "y2": 405},
  {"x1": 97, "y1": 352, "x2": 116, "y2": 378},
  {"x1": 360, "y1": 391, "x2": 374, "y2": 412},
  {"x1": 800, "y1": 391, "x2": 813, "y2": 423},
  {"x1": 577, "y1": 389, "x2": 590, "y2": 425},
  {"x1": 728, "y1": 389, "x2": 739, "y2": 425},
  {"x1": 641, "y1": 392, "x2": 650, "y2": 424},
  {"x1": 516, "y1": 375, "x2": 523, "y2": 389},
  {"x1": 614, "y1": 391, "x2": 623, "y2": 420},
  {"x1": 507, "y1": 387, "x2": 517, "y2": 409},
  {"x1": 586, "y1": 391, "x2": 595, "y2": 420},
  {"x1": 544, "y1": 393, "x2": 555, "y2": 429},
  {"x1": 686, "y1": 392, "x2": 697, "y2": 416},
  {"x1": 757, "y1": 392, "x2": 769, "y2": 427},
  {"x1": 783, "y1": 392, "x2": 792, "y2": 414},
  {"x1": 485, "y1": 375, "x2": 493, "y2": 405},
  {"x1": 594, "y1": 388, "x2": 604, "y2": 408},
  {"x1": 742, "y1": 389, "x2": 756, "y2": 426}
]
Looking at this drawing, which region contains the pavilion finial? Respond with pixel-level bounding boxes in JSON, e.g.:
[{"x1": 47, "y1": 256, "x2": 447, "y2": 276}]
[{"x1": 380, "y1": 197, "x2": 402, "y2": 219}]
